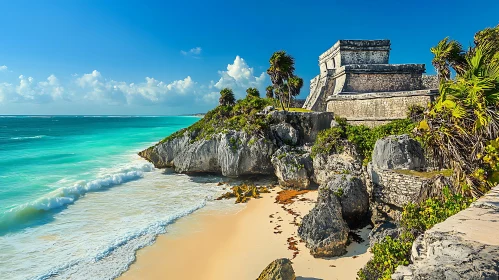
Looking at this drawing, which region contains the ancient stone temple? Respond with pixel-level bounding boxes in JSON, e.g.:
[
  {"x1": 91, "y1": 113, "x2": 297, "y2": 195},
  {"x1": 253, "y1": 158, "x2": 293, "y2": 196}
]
[{"x1": 303, "y1": 40, "x2": 438, "y2": 126}]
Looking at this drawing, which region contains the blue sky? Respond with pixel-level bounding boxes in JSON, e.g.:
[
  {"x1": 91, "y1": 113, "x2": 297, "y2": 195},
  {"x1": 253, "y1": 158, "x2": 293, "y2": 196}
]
[{"x1": 0, "y1": 0, "x2": 497, "y2": 115}]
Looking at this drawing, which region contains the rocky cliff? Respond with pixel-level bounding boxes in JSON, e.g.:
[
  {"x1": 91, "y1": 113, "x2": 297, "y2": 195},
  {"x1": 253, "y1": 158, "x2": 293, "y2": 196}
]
[{"x1": 139, "y1": 110, "x2": 334, "y2": 178}]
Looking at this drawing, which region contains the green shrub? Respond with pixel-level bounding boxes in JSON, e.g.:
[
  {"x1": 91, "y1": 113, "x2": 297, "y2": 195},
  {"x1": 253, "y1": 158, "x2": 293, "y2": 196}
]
[
  {"x1": 310, "y1": 126, "x2": 345, "y2": 157},
  {"x1": 358, "y1": 187, "x2": 474, "y2": 280},
  {"x1": 358, "y1": 232, "x2": 415, "y2": 280},
  {"x1": 157, "y1": 97, "x2": 274, "y2": 145},
  {"x1": 311, "y1": 117, "x2": 415, "y2": 163},
  {"x1": 402, "y1": 187, "x2": 473, "y2": 234}
]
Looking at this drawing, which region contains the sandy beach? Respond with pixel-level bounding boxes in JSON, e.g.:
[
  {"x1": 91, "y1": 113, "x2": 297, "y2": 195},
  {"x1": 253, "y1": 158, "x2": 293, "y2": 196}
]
[{"x1": 120, "y1": 187, "x2": 371, "y2": 280}]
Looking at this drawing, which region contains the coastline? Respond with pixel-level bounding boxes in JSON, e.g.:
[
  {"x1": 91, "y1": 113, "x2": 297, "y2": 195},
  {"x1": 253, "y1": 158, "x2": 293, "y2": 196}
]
[{"x1": 120, "y1": 188, "x2": 371, "y2": 280}]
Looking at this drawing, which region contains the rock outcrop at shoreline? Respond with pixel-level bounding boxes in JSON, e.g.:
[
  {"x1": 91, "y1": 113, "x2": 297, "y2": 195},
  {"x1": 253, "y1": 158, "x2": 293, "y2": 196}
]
[
  {"x1": 257, "y1": 258, "x2": 296, "y2": 280},
  {"x1": 139, "y1": 111, "x2": 334, "y2": 178},
  {"x1": 140, "y1": 130, "x2": 275, "y2": 177},
  {"x1": 298, "y1": 178, "x2": 350, "y2": 257},
  {"x1": 392, "y1": 185, "x2": 499, "y2": 279},
  {"x1": 325, "y1": 175, "x2": 369, "y2": 227}
]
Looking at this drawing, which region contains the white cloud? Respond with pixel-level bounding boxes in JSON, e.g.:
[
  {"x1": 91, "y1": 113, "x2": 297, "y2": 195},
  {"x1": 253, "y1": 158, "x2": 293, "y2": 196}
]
[
  {"x1": 76, "y1": 70, "x2": 196, "y2": 105},
  {"x1": 0, "y1": 74, "x2": 66, "y2": 103},
  {"x1": 0, "y1": 55, "x2": 268, "y2": 111},
  {"x1": 0, "y1": 65, "x2": 7, "y2": 72},
  {"x1": 211, "y1": 56, "x2": 266, "y2": 100},
  {"x1": 181, "y1": 47, "x2": 202, "y2": 57}
]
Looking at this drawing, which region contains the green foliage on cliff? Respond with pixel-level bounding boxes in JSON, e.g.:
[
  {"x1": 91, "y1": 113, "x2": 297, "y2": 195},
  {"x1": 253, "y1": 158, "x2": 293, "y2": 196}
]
[
  {"x1": 401, "y1": 187, "x2": 474, "y2": 234},
  {"x1": 417, "y1": 24, "x2": 499, "y2": 197},
  {"x1": 358, "y1": 232, "x2": 415, "y2": 280},
  {"x1": 358, "y1": 187, "x2": 474, "y2": 280},
  {"x1": 311, "y1": 117, "x2": 415, "y2": 163},
  {"x1": 159, "y1": 94, "x2": 274, "y2": 144}
]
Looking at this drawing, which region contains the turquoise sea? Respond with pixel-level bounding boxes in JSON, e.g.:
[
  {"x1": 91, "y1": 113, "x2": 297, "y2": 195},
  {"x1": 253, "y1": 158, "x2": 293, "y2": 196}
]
[{"x1": 0, "y1": 116, "x2": 233, "y2": 279}]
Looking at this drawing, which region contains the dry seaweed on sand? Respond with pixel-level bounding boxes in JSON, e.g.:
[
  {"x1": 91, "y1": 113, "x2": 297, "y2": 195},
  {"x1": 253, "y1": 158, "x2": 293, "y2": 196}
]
[{"x1": 216, "y1": 184, "x2": 270, "y2": 203}]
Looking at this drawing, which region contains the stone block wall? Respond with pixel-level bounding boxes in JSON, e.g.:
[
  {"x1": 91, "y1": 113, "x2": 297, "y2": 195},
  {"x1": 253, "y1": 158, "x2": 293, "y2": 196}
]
[
  {"x1": 422, "y1": 74, "x2": 439, "y2": 89},
  {"x1": 326, "y1": 90, "x2": 437, "y2": 127},
  {"x1": 339, "y1": 50, "x2": 390, "y2": 66},
  {"x1": 367, "y1": 167, "x2": 428, "y2": 222},
  {"x1": 344, "y1": 72, "x2": 423, "y2": 93}
]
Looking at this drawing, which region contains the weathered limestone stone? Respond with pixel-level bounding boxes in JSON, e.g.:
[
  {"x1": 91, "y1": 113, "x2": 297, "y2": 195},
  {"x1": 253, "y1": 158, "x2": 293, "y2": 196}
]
[
  {"x1": 139, "y1": 111, "x2": 334, "y2": 178},
  {"x1": 139, "y1": 130, "x2": 275, "y2": 177},
  {"x1": 269, "y1": 111, "x2": 334, "y2": 145},
  {"x1": 257, "y1": 258, "x2": 296, "y2": 280},
  {"x1": 270, "y1": 123, "x2": 299, "y2": 146},
  {"x1": 298, "y1": 187, "x2": 349, "y2": 257},
  {"x1": 271, "y1": 146, "x2": 314, "y2": 190},
  {"x1": 323, "y1": 175, "x2": 369, "y2": 227},
  {"x1": 372, "y1": 134, "x2": 425, "y2": 171},
  {"x1": 263, "y1": 105, "x2": 275, "y2": 114},
  {"x1": 368, "y1": 221, "x2": 402, "y2": 247},
  {"x1": 312, "y1": 141, "x2": 362, "y2": 185},
  {"x1": 393, "y1": 186, "x2": 499, "y2": 279}
]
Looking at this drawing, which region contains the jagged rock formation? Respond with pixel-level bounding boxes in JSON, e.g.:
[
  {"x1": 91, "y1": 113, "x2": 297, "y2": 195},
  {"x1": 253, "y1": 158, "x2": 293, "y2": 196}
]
[
  {"x1": 257, "y1": 258, "x2": 296, "y2": 280},
  {"x1": 298, "y1": 195, "x2": 349, "y2": 257},
  {"x1": 371, "y1": 134, "x2": 425, "y2": 171},
  {"x1": 139, "y1": 111, "x2": 334, "y2": 178},
  {"x1": 392, "y1": 186, "x2": 499, "y2": 279},
  {"x1": 324, "y1": 175, "x2": 369, "y2": 227},
  {"x1": 139, "y1": 130, "x2": 275, "y2": 177},
  {"x1": 271, "y1": 146, "x2": 314, "y2": 190},
  {"x1": 312, "y1": 141, "x2": 363, "y2": 185}
]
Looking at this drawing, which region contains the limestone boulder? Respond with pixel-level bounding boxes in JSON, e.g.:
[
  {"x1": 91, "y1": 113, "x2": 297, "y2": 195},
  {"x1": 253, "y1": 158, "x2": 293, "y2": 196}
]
[
  {"x1": 368, "y1": 221, "x2": 402, "y2": 247},
  {"x1": 298, "y1": 191, "x2": 349, "y2": 257},
  {"x1": 271, "y1": 146, "x2": 314, "y2": 190},
  {"x1": 270, "y1": 123, "x2": 299, "y2": 146},
  {"x1": 372, "y1": 134, "x2": 425, "y2": 170},
  {"x1": 323, "y1": 175, "x2": 369, "y2": 227},
  {"x1": 312, "y1": 141, "x2": 362, "y2": 185},
  {"x1": 257, "y1": 258, "x2": 296, "y2": 280}
]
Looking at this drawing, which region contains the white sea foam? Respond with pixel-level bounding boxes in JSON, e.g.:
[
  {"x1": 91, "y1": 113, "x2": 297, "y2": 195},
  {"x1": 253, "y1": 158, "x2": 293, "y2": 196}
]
[
  {"x1": 0, "y1": 169, "x2": 233, "y2": 280},
  {"x1": 34, "y1": 201, "x2": 207, "y2": 280},
  {"x1": 0, "y1": 163, "x2": 155, "y2": 229},
  {"x1": 10, "y1": 135, "x2": 46, "y2": 140}
]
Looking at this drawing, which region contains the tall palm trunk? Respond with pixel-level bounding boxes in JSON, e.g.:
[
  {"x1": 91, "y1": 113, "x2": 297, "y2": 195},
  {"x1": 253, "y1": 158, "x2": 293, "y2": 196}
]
[
  {"x1": 287, "y1": 74, "x2": 292, "y2": 109},
  {"x1": 275, "y1": 85, "x2": 286, "y2": 111}
]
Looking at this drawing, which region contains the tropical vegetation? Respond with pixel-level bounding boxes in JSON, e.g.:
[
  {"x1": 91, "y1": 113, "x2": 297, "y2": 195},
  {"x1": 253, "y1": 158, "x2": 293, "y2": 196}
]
[
  {"x1": 160, "y1": 87, "x2": 273, "y2": 143},
  {"x1": 358, "y1": 188, "x2": 473, "y2": 280},
  {"x1": 417, "y1": 24, "x2": 499, "y2": 197},
  {"x1": 267, "y1": 51, "x2": 304, "y2": 110},
  {"x1": 311, "y1": 117, "x2": 415, "y2": 164}
]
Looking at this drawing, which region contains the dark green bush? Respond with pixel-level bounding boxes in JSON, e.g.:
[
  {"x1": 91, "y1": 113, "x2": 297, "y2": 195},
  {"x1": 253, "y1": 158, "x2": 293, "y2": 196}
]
[
  {"x1": 311, "y1": 117, "x2": 415, "y2": 163},
  {"x1": 402, "y1": 187, "x2": 473, "y2": 234},
  {"x1": 310, "y1": 126, "x2": 345, "y2": 157},
  {"x1": 158, "y1": 97, "x2": 274, "y2": 144}
]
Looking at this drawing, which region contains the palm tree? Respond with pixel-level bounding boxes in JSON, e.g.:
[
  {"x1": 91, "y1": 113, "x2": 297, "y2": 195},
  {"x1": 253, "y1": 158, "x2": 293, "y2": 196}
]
[
  {"x1": 219, "y1": 88, "x2": 236, "y2": 106},
  {"x1": 267, "y1": 51, "x2": 295, "y2": 111},
  {"x1": 265, "y1": 86, "x2": 274, "y2": 99},
  {"x1": 418, "y1": 44, "x2": 499, "y2": 197},
  {"x1": 246, "y1": 88, "x2": 260, "y2": 98},
  {"x1": 430, "y1": 37, "x2": 466, "y2": 81},
  {"x1": 286, "y1": 76, "x2": 304, "y2": 108}
]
